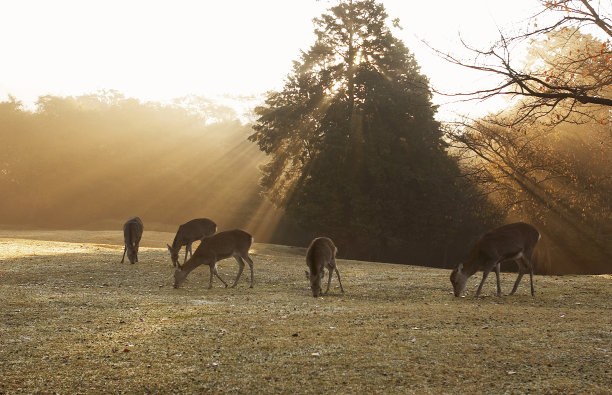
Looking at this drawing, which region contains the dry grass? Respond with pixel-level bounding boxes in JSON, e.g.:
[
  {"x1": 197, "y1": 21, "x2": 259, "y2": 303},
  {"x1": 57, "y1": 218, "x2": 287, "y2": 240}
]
[{"x1": 0, "y1": 230, "x2": 610, "y2": 394}]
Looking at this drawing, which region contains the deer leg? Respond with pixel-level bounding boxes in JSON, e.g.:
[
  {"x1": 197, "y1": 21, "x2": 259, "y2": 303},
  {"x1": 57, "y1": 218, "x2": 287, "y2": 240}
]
[
  {"x1": 510, "y1": 259, "x2": 524, "y2": 295},
  {"x1": 529, "y1": 264, "x2": 535, "y2": 297},
  {"x1": 335, "y1": 265, "x2": 344, "y2": 293},
  {"x1": 243, "y1": 253, "x2": 255, "y2": 288},
  {"x1": 510, "y1": 272, "x2": 524, "y2": 295},
  {"x1": 213, "y1": 264, "x2": 228, "y2": 288},
  {"x1": 475, "y1": 269, "x2": 491, "y2": 297},
  {"x1": 323, "y1": 265, "x2": 333, "y2": 295},
  {"x1": 208, "y1": 265, "x2": 215, "y2": 289},
  {"x1": 494, "y1": 261, "x2": 501, "y2": 297},
  {"x1": 121, "y1": 245, "x2": 127, "y2": 263},
  {"x1": 231, "y1": 256, "x2": 245, "y2": 288}
]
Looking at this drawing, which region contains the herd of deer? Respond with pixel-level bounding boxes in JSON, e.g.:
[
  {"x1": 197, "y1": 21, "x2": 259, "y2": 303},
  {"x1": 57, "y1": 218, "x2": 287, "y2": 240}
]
[{"x1": 121, "y1": 216, "x2": 541, "y2": 298}]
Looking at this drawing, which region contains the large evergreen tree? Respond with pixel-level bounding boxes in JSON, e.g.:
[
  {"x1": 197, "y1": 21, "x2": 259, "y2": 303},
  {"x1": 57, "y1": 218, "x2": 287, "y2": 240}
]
[{"x1": 249, "y1": 0, "x2": 493, "y2": 263}]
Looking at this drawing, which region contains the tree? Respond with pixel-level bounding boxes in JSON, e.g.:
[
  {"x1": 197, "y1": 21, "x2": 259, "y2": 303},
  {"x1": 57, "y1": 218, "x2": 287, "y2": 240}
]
[
  {"x1": 249, "y1": 0, "x2": 495, "y2": 263},
  {"x1": 432, "y1": 0, "x2": 612, "y2": 126},
  {"x1": 448, "y1": 108, "x2": 612, "y2": 273},
  {"x1": 442, "y1": 23, "x2": 612, "y2": 273}
]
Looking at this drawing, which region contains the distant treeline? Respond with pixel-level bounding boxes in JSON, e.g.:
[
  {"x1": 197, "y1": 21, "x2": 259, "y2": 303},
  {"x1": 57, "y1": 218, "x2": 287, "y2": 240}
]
[
  {"x1": 1, "y1": 92, "x2": 610, "y2": 274},
  {"x1": 0, "y1": 92, "x2": 303, "y2": 245}
]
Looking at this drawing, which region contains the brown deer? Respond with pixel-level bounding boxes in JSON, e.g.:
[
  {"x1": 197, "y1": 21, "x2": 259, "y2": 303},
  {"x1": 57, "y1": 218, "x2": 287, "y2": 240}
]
[
  {"x1": 121, "y1": 216, "x2": 144, "y2": 264},
  {"x1": 450, "y1": 222, "x2": 541, "y2": 297},
  {"x1": 167, "y1": 218, "x2": 217, "y2": 267},
  {"x1": 305, "y1": 237, "x2": 344, "y2": 297},
  {"x1": 173, "y1": 229, "x2": 254, "y2": 289}
]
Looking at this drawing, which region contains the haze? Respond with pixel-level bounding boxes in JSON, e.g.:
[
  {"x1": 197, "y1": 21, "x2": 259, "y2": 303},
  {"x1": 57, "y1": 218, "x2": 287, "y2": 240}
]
[{"x1": 2, "y1": 0, "x2": 608, "y2": 274}]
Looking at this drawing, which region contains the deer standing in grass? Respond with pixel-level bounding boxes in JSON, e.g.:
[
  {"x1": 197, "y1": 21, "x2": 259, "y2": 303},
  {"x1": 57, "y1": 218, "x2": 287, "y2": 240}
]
[
  {"x1": 450, "y1": 222, "x2": 541, "y2": 297},
  {"x1": 305, "y1": 237, "x2": 344, "y2": 297},
  {"x1": 121, "y1": 216, "x2": 144, "y2": 264},
  {"x1": 173, "y1": 229, "x2": 254, "y2": 289},
  {"x1": 167, "y1": 218, "x2": 217, "y2": 267}
]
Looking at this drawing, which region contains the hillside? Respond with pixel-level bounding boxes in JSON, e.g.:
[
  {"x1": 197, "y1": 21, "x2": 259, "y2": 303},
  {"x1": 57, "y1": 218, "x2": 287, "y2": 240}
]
[{"x1": 0, "y1": 230, "x2": 610, "y2": 393}]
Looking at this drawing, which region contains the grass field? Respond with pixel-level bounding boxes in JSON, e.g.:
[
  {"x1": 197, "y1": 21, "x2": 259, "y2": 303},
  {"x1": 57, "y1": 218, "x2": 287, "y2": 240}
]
[{"x1": 1, "y1": 230, "x2": 610, "y2": 393}]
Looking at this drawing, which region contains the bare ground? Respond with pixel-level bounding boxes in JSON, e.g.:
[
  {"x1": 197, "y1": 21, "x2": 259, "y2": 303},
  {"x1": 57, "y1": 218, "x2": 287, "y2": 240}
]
[{"x1": 0, "y1": 230, "x2": 610, "y2": 394}]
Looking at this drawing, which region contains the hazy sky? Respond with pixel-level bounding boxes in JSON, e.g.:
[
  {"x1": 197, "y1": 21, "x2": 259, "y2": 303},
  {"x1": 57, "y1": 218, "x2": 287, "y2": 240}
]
[{"x1": 0, "y1": 0, "x2": 541, "y2": 120}]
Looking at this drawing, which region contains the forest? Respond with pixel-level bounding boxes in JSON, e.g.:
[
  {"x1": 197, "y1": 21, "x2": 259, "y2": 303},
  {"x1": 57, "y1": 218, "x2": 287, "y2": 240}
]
[
  {"x1": 1, "y1": 0, "x2": 611, "y2": 274},
  {"x1": 0, "y1": 92, "x2": 300, "y2": 244}
]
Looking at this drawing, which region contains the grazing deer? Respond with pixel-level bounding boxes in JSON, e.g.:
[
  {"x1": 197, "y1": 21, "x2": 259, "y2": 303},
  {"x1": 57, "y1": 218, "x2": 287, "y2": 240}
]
[
  {"x1": 305, "y1": 237, "x2": 344, "y2": 297},
  {"x1": 167, "y1": 218, "x2": 217, "y2": 267},
  {"x1": 121, "y1": 216, "x2": 144, "y2": 264},
  {"x1": 450, "y1": 222, "x2": 541, "y2": 297},
  {"x1": 173, "y1": 229, "x2": 254, "y2": 289}
]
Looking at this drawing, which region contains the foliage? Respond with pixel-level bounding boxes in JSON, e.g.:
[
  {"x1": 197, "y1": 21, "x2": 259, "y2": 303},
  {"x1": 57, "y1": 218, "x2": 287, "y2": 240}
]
[
  {"x1": 249, "y1": 0, "x2": 495, "y2": 263},
  {"x1": 520, "y1": 26, "x2": 612, "y2": 124},
  {"x1": 442, "y1": 9, "x2": 612, "y2": 274},
  {"x1": 448, "y1": 94, "x2": 612, "y2": 273},
  {"x1": 433, "y1": 0, "x2": 612, "y2": 126}
]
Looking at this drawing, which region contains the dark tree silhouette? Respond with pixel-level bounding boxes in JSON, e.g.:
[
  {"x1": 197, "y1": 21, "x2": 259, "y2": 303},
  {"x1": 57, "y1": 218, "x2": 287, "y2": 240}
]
[{"x1": 249, "y1": 0, "x2": 495, "y2": 263}]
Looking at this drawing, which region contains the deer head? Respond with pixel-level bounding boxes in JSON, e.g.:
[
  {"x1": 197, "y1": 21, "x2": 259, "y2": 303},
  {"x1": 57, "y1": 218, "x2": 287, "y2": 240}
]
[
  {"x1": 167, "y1": 244, "x2": 180, "y2": 267},
  {"x1": 450, "y1": 263, "x2": 468, "y2": 297},
  {"x1": 173, "y1": 263, "x2": 187, "y2": 288},
  {"x1": 127, "y1": 242, "x2": 138, "y2": 264}
]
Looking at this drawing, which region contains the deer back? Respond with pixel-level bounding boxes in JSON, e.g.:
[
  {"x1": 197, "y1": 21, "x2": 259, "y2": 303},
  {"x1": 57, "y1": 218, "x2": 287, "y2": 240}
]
[
  {"x1": 123, "y1": 217, "x2": 143, "y2": 247},
  {"x1": 192, "y1": 229, "x2": 252, "y2": 261},
  {"x1": 306, "y1": 237, "x2": 336, "y2": 276},
  {"x1": 172, "y1": 218, "x2": 217, "y2": 249},
  {"x1": 476, "y1": 223, "x2": 539, "y2": 264},
  {"x1": 460, "y1": 222, "x2": 540, "y2": 276}
]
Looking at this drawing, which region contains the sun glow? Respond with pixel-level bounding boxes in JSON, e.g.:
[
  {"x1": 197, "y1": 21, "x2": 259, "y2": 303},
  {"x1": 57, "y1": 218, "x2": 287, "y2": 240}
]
[
  {"x1": 1, "y1": 0, "x2": 541, "y2": 119},
  {"x1": 0, "y1": 0, "x2": 549, "y2": 243},
  {"x1": 0, "y1": 239, "x2": 100, "y2": 259}
]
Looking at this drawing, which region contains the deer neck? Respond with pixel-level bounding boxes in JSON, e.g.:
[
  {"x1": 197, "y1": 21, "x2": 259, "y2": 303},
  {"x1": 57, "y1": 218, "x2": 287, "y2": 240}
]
[
  {"x1": 180, "y1": 253, "x2": 208, "y2": 274},
  {"x1": 463, "y1": 250, "x2": 484, "y2": 277},
  {"x1": 171, "y1": 234, "x2": 183, "y2": 251}
]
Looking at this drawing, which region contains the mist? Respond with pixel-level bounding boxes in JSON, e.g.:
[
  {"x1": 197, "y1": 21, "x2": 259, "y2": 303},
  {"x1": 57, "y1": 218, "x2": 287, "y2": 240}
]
[{"x1": 0, "y1": 92, "x2": 303, "y2": 244}]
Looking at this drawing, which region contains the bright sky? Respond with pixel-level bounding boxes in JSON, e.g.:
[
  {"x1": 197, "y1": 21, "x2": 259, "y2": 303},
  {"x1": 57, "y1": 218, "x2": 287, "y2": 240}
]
[{"x1": 0, "y1": 0, "x2": 541, "y2": 121}]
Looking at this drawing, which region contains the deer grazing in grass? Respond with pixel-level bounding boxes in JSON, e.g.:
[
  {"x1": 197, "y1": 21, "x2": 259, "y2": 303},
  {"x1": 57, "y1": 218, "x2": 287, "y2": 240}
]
[
  {"x1": 450, "y1": 222, "x2": 541, "y2": 297},
  {"x1": 121, "y1": 216, "x2": 144, "y2": 264},
  {"x1": 167, "y1": 218, "x2": 217, "y2": 267},
  {"x1": 173, "y1": 229, "x2": 255, "y2": 289},
  {"x1": 305, "y1": 237, "x2": 344, "y2": 297}
]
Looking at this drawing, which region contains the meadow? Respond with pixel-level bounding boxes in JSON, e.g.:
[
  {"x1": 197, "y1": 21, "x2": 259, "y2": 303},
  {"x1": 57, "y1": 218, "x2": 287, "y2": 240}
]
[{"x1": 1, "y1": 230, "x2": 610, "y2": 393}]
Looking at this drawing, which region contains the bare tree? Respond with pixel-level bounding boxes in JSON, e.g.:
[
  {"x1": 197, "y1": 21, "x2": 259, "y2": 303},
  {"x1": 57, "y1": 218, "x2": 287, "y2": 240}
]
[
  {"x1": 446, "y1": 114, "x2": 612, "y2": 274},
  {"x1": 431, "y1": 0, "x2": 612, "y2": 126}
]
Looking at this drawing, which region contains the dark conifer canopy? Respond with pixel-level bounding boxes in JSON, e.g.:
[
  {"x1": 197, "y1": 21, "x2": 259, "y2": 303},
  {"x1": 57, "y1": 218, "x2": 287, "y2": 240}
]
[{"x1": 249, "y1": 0, "x2": 491, "y2": 262}]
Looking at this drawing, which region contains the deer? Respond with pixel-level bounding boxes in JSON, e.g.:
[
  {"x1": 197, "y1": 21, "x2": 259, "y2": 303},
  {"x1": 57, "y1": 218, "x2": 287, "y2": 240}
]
[
  {"x1": 167, "y1": 218, "x2": 217, "y2": 267},
  {"x1": 450, "y1": 222, "x2": 541, "y2": 298},
  {"x1": 305, "y1": 237, "x2": 344, "y2": 297},
  {"x1": 173, "y1": 229, "x2": 255, "y2": 289},
  {"x1": 121, "y1": 216, "x2": 144, "y2": 264}
]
